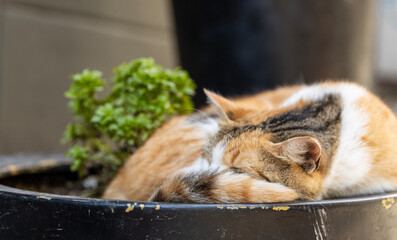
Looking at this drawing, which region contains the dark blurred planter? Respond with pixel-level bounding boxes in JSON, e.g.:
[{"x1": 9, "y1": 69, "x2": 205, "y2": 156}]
[
  {"x1": 172, "y1": 0, "x2": 376, "y2": 106},
  {"x1": 0, "y1": 154, "x2": 396, "y2": 239}
]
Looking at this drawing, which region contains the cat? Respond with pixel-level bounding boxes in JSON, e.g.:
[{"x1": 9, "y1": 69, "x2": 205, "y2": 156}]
[{"x1": 103, "y1": 81, "x2": 397, "y2": 203}]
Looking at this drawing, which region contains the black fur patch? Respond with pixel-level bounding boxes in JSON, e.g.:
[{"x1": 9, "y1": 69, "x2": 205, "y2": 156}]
[{"x1": 213, "y1": 94, "x2": 342, "y2": 159}]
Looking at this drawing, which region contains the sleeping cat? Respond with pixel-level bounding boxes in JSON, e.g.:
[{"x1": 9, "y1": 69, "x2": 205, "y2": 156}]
[{"x1": 103, "y1": 81, "x2": 397, "y2": 203}]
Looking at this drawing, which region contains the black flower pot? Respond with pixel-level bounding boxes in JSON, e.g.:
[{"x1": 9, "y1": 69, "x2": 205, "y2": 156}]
[{"x1": 0, "y1": 154, "x2": 396, "y2": 239}]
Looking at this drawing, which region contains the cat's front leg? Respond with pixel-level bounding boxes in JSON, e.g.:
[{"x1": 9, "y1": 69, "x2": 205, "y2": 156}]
[{"x1": 149, "y1": 168, "x2": 298, "y2": 204}]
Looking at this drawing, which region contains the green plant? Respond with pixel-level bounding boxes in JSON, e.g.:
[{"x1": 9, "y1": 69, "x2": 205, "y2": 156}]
[{"x1": 62, "y1": 58, "x2": 195, "y2": 194}]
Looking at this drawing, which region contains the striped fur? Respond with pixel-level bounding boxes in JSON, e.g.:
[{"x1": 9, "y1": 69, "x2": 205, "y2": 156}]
[{"x1": 104, "y1": 81, "x2": 397, "y2": 203}]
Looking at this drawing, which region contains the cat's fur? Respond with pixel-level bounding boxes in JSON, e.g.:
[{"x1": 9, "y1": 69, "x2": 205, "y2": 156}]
[{"x1": 103, "y1": 81, "x2": 397, "y2": 203}]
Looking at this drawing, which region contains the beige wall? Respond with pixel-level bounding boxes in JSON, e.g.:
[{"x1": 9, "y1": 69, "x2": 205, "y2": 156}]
[
  {"x1": 0, "y1": 0, "x2": 177, "y2": 153},
  {"x1": 377, "y1": 1, "x2": 397, "y2": 82},
  {"x1": 1, "y1": 1, "x2": 396, "y2": 154}
]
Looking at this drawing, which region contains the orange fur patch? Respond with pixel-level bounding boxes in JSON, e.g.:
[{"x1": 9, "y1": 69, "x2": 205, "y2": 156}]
[
  {"x1": 103, "y1": 116, "x2": 207, "y2": 201},
  {"x1": 359, "y1": 92, "x2": 397, "y2": 183}
]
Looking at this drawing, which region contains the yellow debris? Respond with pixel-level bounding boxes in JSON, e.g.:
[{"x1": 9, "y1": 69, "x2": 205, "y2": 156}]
[
  {"x1": 226, "y1": 206, "x2": 239, "y2": 210},
  {"x1": 125, "y1": 203, "x2": 135, "y2": 212},
  {"x1": 382, "y1": 198, "x2": 395, "y2": 209},
  {"x1": 37, "y1": 196, "x2": 51, "y2": 200},
  {"x1": 272, "y1": 206, "x2": 290, "y2": 211}
]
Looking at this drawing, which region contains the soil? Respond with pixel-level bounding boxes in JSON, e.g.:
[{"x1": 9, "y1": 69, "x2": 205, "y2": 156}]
[{"x1": 0, "y1": 169, "x2": 89, "y2": 197}]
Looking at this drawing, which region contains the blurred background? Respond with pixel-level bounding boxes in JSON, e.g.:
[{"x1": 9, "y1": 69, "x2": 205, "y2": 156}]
[{"x1": 0, "y1": 0, "x2": 396, "y2": 154}]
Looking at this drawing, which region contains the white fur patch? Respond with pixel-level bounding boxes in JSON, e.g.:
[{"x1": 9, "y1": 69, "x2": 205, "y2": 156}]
[
  {"x1": 281, "y1": 83, "x2": 365, "y2": 108},
  {"x1": 352, "y1": 177, "x2": 396, "y2": 196},
  {"x1": 210, "y1": 142, "x2": 226, "y2": 169},
  {"x1": 182, "y1": 115, "x2": 224, "y2": 171},
  {"x1": 190, "y1": 117, "x2": 220, "y2": 136},
  {"x1": 321, "y1": 85, "x2": 372, "y2": 197},
  {"x1": 182, "y1": 157, "x2": 210, "y2": 172},
  {"x1": 281, "y1": 82, "x2": 377, "y2": 197}
]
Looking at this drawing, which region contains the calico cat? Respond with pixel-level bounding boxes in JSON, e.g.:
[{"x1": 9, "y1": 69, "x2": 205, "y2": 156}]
[{"x1": 103, "y1": 81, "x2": 397, "y2": 203}]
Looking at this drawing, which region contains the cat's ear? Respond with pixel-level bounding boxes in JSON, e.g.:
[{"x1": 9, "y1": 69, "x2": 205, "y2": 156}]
[
  {"x1": 273, "y1": 137, "x2": 322, "y2": 173},
  {"x1": 204, "y1": 89, "x2": 242, "y2": 121}
]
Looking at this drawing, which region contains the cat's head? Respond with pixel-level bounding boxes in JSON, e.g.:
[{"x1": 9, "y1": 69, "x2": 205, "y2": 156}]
[{"x1": 202, "y1": 90, "x2": 329, "y2": 201}]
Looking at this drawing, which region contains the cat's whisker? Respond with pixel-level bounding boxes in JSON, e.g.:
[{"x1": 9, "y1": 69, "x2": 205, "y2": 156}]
[{"x1": 301, "y1": 195, "x2": 327, "y2": 209}]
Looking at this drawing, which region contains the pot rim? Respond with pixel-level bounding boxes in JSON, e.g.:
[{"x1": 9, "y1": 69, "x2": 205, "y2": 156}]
[
  {"x1": 1, "y1": 183, "x2": 396, "y2": 210},
  {"x1": 0, "y1": 153, "x2": 396, "y2": 209}
]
